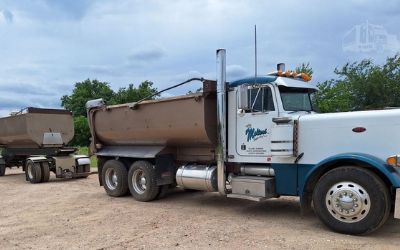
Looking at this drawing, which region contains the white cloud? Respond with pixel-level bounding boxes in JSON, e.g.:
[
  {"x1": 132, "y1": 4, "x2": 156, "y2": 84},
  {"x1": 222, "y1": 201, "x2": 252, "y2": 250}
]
[{"x1": 0, "y1": 0, "x2": 399, "y2": 115}]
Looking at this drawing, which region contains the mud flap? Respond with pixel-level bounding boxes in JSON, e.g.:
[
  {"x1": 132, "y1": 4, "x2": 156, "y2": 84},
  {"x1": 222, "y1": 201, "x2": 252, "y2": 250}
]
[
  {"x1": 395, "y1": 188, "x2": 400, "y2": 219},
  {"x1": 155, "y1": 154, "x2": 176, "y2": 186}
]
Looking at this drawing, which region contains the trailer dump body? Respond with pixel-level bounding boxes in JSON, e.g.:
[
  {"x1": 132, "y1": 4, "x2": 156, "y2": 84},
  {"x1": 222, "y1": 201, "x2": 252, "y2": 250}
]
[
  {"x1": 89, "y1": 83, "x2": 217, "y2": 162},
  {"x1": 0, "y1": 108, "x2": 74, "y2": 148},
  {"x1": 0, "y1": 107, "x2": 90, "y2": 182}
]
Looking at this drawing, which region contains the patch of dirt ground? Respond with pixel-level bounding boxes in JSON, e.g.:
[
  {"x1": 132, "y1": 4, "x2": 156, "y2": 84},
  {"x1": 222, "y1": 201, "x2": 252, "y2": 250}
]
[{"x1": 1, "y1": 168, "x2": 400, "y2": 249}]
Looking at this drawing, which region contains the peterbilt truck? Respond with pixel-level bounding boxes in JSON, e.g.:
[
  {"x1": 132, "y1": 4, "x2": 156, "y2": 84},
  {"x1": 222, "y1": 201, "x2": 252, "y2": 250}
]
[
  {"x1": 0, "y1": 107, "x2": 91, "y2": 183},
  {"x1": 86, "y1": 49, "x2": 400, "y2": 235}
]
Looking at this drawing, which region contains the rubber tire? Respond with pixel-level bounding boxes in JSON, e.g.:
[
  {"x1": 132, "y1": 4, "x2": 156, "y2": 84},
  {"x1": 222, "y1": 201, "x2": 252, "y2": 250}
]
[
  {"x1": 26, "y1": 161, "x2": 42, "y2": 184},
  {"x1": 101, "y1": 160, "x2": 129, "y2": 197},
  {"x1": 128, "y1": 161, "x2": 159, "y2": 202},
  {"x1": 313, "y1": 166, "x2": 391, "y2": 235},
  {"x1": 40, "y1": 162, "x2": 50, "y2": 183},
  {"x1": 156, "y1": 185, "x2": 170, "y2": 200},
  {"x1": 0, "y1": 165, "x2": 5, "y2": 176}
]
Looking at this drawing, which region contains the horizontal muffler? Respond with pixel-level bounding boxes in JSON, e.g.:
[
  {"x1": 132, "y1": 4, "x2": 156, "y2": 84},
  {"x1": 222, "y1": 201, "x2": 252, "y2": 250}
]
[
  {"x1": 176, "y1": 164, "x2": 218, "y2": 192},
  {"x1": 240, "y1": 165, "x2": 275, "y2": 177}
]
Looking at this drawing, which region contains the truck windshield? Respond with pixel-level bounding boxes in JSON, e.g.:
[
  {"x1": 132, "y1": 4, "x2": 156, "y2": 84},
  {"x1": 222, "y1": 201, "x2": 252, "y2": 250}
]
[{"x1": 279, "y1": 86, "x2": 313, "y2": 112}]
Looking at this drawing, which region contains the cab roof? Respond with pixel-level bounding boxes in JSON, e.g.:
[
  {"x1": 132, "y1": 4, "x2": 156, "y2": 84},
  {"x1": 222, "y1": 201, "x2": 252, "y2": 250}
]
[{"x1": 229, "y1": 75, "x2": 318, "y2": 90}]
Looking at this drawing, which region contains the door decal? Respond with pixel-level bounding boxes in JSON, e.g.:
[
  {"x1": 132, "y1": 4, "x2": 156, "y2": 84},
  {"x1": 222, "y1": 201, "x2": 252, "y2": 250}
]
[{"x1": 245, "y1": 124, "x2": 269, "y2": 142}]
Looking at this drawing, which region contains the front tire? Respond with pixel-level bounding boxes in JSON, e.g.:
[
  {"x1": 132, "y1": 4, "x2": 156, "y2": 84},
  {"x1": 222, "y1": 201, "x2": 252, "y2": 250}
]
[
  {"x1": 128, "y1": 161, "x2": 159, "y2": 202},
  {"x1": 101, "y1": 160, "x2": 129, "y2": 197},
  {"x1": 313, "y1": 166, "x2": 391, "y2": 235}
]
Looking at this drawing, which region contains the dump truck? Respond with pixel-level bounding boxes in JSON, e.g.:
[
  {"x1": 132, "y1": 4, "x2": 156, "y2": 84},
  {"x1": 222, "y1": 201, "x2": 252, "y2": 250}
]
[
  {"x1": 86, "y1": 49, "x2": 400, "y2": 235},
  {"x1": 0, "y1": 107, "x2": 91, "y2": 183}
]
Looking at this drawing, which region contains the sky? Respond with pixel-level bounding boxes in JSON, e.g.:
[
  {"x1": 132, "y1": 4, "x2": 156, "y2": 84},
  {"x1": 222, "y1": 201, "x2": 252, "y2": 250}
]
[{"x1": 0, "y1": 0, "x2": 399, "y2": 117}]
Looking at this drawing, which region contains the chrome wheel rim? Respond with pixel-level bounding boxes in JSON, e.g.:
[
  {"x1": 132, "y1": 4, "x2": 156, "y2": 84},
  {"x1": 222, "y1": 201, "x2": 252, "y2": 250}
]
[
  {"x1": 132, "y1": 169, "x2": 147, "y2": 194},
  {"x1": 105, "y1": 168, "x2": 118, "y2": 190},
  {"x1": 27, "y1": 163, "x2": 34, "y2": 180},
  {"x1": 325, "y1": 181, "x2": 371, "y2": 223}
]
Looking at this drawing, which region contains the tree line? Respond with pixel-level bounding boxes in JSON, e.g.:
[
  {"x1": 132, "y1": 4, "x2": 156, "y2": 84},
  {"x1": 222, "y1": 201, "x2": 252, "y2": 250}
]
[
  {"x1": 61, "y1": 53, "x2": 400, "y2": 146},
  {"x1": 61, "y1": 80, "x2": 158, "y2": 146}
]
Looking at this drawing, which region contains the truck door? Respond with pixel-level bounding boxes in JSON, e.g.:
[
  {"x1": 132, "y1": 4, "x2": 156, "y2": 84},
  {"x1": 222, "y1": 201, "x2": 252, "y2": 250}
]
[{"x1": 236, "y1": 85, "x2": 277, "y2": 157}]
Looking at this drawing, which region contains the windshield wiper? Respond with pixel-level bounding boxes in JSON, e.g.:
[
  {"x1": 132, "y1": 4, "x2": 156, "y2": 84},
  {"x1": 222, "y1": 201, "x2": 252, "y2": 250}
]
[{"x1": 288, "y1": 110, "x2": 312, "y2": 114}]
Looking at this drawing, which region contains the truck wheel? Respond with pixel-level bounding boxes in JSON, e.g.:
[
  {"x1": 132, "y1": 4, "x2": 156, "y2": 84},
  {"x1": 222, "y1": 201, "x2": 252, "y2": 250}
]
[
  {"x1": 156, "y1": 185, "x2": 170, "y2": 200},
  {"x1": 40, "y1": 162, "x2": 50, "y2": 182},
  {"x1": 128, "y1": 161, "x2": 160, "y2": 202},
  {"x1": 101, "y1": 160, "x2": 129, "y2": 197},
  {"x1": 313, "y1": 166, "x2": 391, "y2": 235},
  {"x1": 26, "y1": 161, "x2": 42, "y2": 184},
  {"x1": 0, "y1": 165, "x2": 5, "y2": 176}
]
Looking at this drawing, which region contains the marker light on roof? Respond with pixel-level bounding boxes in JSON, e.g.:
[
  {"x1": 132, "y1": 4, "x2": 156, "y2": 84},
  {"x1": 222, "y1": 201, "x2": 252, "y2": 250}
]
[{"x1": 270, "y1": 70, "x2": 311, "y2": 82}]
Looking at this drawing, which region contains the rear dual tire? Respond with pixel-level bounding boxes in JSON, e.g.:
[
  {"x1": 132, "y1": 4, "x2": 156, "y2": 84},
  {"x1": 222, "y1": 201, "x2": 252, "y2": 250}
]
[
  {"x1": 26, "y1": 161, "x2": 42, "y2": 184},
  {"x1": 128, "y1": 161, "x2": 160, "y2": 202},
  {"x1": 26, "y1": 161, "x2": 51, "y2": 184},
  {"x1": 102, "y1": 160, "x2": 129, "y2": 197},
  {"x1": 0, "y1": 165, "x2": 5, "y2": 176},
  {"x1": 40, "y1": 162, "x2": 50, "y2": 182},
  {"x1": 102, "y1": 159, "x2": 170, "y2": 201}
]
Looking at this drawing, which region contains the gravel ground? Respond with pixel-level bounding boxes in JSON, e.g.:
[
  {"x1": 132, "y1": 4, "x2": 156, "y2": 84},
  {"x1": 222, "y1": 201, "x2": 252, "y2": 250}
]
[{"x1": 1, "y1": 168, "x2": 400, "y2": 250}]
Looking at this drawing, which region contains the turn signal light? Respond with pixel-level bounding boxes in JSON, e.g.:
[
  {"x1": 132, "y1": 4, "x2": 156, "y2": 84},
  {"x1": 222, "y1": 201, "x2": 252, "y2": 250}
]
[{"x1": 387, "y1": 155, "x2": 398, "y2": 166}]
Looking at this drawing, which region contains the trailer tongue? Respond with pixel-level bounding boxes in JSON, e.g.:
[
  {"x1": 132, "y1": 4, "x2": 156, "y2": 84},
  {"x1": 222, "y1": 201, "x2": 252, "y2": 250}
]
[{"x1": 0, "y1": 107, "x2": 91, "y2": 183}]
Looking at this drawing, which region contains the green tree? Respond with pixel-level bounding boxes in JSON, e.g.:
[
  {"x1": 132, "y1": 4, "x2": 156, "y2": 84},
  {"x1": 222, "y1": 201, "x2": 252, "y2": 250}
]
[
  {"x1": 61, "y1": 79, "x2": 115, "y2": 117},
  {"x1": 61, "y1": 79, "x2": 158, "y2": 146},
  {"x1": 296, "y1": 62, "x2": 313, "y2": 77},
  {"x1": 69, "y1": 116, "x2": 91, "y2": 146},
  {"x1": 314, "y1": 54, "x2": 400, "y2": 113},
  {"x1": 113, "y1": 80, "x2": 158, "y2": 104},
  {"x1": 313, "y1": 79, "x2": 353, "y2": 113}
]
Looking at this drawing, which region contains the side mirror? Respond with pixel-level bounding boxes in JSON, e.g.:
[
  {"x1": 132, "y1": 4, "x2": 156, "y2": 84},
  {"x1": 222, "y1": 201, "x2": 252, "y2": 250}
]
[{"x1": 238, "y1": 85, "x2": 249, "y2": 110}]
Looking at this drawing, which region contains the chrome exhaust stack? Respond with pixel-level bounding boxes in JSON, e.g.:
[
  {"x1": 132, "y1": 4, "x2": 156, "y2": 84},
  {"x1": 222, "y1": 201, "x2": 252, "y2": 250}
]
[{"x1": 216, "y1": 49, "x2": 227, "y2": 195}]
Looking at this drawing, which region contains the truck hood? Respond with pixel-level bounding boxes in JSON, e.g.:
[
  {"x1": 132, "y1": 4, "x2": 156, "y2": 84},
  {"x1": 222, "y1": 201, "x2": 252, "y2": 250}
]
[
  {"x1": 295, "y1": 109, "x2": 400, "y2": 164},
  {"x1": 297, "y1": 109, "x2": 400, "y2": 128}
]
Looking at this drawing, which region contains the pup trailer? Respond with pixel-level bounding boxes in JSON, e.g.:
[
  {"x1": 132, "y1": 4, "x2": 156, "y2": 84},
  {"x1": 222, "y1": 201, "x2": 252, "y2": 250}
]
[
  {"x1": 0, "y1": 107, "x2": 91, "y2": 183},
  {"x1": 86, "y1": 49, "x2": 400, "y2": 235}
]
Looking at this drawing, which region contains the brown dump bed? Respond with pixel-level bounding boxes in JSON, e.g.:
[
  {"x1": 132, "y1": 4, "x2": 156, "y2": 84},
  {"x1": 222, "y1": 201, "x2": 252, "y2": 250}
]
[
  {"x1": 91, "y1": 92, "x2": 217, "y2": 148},
  {"x1": 0, "y1": 108, "x2": 74, "y2": 148}
]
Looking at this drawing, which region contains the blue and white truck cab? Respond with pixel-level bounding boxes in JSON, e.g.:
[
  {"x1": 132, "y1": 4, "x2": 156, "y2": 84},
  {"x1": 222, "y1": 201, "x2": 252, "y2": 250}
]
[
  {"x1": 222, "y1": 49, "x2": 400, "y2": 235},
  {"x1": 87, "y1": 49, "x2": 400, "y2": 235}
]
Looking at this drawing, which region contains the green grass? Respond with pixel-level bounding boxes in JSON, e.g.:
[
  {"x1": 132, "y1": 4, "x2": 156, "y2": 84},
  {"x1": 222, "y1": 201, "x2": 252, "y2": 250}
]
[{"x1": 77, "y1": 146, "x2": 98, "y2": 168}]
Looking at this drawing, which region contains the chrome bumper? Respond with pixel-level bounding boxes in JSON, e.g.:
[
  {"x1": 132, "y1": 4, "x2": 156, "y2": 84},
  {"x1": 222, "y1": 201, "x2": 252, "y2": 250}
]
[{"x1": 395, "y1": 188, "x2": 400, "y2": 219}]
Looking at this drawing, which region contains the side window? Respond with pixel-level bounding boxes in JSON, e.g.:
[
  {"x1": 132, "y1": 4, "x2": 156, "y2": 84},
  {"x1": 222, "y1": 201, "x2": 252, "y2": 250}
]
[{"x1": 247, "y1": 87, "x2": 275, "y2": 113}]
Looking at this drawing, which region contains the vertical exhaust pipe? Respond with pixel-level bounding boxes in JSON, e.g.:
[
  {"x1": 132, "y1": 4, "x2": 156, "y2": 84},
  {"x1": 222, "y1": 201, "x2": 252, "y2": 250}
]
[{"x1": 216, "y1": 49, "x2": 227, "y2": 195}]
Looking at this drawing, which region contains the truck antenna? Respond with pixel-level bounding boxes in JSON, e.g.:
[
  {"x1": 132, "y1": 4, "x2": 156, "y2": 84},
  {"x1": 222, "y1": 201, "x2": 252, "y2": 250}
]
[{"x1": 254, "y1": 24, "x2": 257, "y2": 85}]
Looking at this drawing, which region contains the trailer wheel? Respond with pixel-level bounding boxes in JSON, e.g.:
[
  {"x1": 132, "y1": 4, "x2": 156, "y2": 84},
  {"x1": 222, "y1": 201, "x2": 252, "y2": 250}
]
[
  {"x1": 128, "y1": 161, "x2": 159, "y2": 202},
  {"x1": 101, "y1": 160, "x2": 129, "y2": 197},
  {"x1": 40, "y1": 162, "x2": 50, "y2": 183},
  {"x1": 0, "y1": 164, "x2": 5, "y2": 176},
  {"x1": 26, "y1": 161, "x2": 42, "y2": 184},
  {"x1": 313, "y1": 166, "x2": 391, "y2": 235}
]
